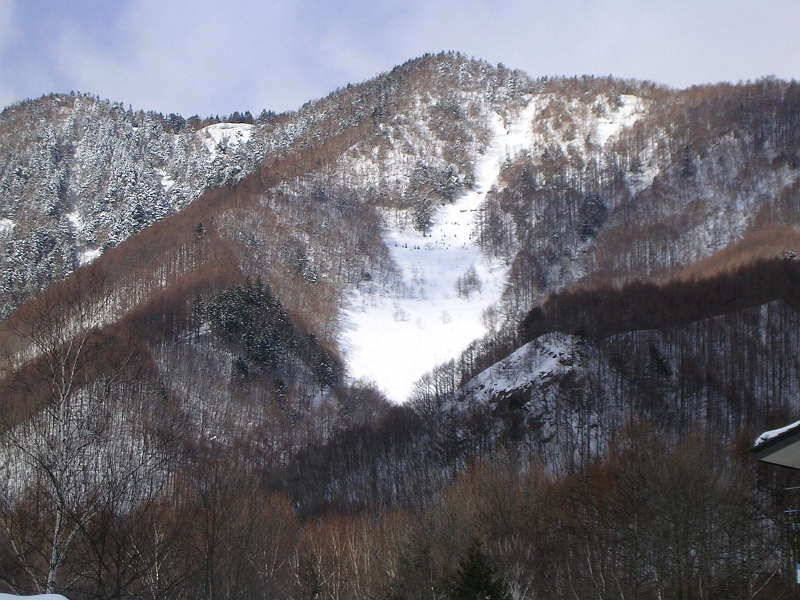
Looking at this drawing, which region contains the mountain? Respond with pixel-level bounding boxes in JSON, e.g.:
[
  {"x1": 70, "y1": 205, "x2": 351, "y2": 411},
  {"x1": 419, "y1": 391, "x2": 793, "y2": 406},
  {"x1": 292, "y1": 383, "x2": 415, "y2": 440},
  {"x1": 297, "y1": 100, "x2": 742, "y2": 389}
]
[{"x1": 2, "y1": 52, "x2": 800, "y2": 597}]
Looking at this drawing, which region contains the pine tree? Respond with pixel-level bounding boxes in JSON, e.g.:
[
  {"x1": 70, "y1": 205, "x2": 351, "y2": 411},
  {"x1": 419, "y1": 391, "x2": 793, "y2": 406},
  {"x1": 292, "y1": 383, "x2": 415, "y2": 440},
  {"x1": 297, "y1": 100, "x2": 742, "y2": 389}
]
[{"x1": 449, "y1": 539, "x2": 506, "y2": 600}]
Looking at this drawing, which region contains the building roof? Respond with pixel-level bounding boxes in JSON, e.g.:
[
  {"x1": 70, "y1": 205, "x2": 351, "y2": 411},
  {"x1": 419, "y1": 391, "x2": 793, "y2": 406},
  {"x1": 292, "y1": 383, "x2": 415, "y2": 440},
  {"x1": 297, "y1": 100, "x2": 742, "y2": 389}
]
[{"x1": 752, "y1": 419, "x2": 800, "y2": 469}]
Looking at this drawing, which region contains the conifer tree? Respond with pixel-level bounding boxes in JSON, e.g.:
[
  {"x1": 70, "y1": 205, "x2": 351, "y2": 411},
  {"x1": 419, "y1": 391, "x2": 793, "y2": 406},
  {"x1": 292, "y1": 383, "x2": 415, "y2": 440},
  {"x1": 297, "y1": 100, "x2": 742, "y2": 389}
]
[{"x1": 449, "y1": 539, "x2": 506, "y2": 600}]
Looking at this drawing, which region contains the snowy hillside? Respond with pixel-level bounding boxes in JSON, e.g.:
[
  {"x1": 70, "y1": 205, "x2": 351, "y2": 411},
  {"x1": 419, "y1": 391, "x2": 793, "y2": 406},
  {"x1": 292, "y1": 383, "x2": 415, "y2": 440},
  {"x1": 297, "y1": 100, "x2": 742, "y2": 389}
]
[
  {"x1": 0, "y1": 93, "x2": 355, "y2": 317},
  {"x1": 455, "y1": 332, "x2": 581, "y2": 406},
  {"x1": 342, "y1": 104, "x2": 537, "y2": 401},
  {"x1": 340, "y1": 89, "x2": 655, "y2": 402},
  {"x1": 0, "y1": 95, "x2": 265, "y2": 316}
]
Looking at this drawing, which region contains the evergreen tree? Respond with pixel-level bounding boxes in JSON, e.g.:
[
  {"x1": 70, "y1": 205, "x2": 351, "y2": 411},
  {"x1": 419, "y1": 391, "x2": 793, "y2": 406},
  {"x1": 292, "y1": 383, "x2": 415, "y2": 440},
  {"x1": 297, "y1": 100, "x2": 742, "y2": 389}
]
[{"x1": 449, "y1": 539, "x2": 506, "y2": 600}]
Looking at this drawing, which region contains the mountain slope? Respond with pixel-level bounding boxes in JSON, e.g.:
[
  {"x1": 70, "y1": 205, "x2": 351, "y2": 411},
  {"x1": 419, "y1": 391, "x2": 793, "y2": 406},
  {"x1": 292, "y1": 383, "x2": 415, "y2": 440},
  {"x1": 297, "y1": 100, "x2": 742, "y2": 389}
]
[
  {"x1": 5, "y1": 58, "x2": 800, "y2": 405},
  {"x1": 4, "y1": 52, "x2": 800, "y2": 598}
]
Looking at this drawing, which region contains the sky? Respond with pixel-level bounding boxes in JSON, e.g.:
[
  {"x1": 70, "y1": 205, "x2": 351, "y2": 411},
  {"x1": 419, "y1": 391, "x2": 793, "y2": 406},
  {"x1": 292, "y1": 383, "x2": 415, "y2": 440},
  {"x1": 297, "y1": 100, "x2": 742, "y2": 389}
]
[{"x1": 0, "y1": 0, "x2": 798, "y2": 117}]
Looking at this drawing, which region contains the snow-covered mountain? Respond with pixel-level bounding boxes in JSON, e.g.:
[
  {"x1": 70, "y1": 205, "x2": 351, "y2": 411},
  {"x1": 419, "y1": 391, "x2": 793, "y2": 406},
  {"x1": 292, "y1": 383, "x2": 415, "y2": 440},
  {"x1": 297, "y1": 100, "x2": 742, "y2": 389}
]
[
  {"x1": 3, "y1": 51, "x2": 800, "y2": 598},
  {"x1": 0, "y1": 96, "x2": 256, "y2": 313},
  {"x1": 2, "y1": 52, "x2": 799, "y2": 419},
  {"x1": 1, "y1": 54, "x2": 798, "y2": 422}
]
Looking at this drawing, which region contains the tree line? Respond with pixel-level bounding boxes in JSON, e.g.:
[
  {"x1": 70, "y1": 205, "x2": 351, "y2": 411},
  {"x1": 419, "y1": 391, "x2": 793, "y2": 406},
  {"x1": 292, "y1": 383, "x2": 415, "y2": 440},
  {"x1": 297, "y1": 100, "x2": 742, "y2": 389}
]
[{"x1": 521, "y1": 255, "x2": 800, "y2": 343}]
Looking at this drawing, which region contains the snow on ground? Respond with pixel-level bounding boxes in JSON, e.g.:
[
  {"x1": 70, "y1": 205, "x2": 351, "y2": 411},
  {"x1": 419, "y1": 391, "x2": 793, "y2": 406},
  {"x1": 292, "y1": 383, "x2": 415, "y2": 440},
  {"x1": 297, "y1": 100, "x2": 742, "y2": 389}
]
[
  {"x1": 154, "y1": 167, "x2": 176, "y2": 191},
  {"x1": 0, "y1": 218, "x2": 15, "y2": 233},
  {"x1": 66, "y1": 210, "x2": 83, "y2": 232},
  {"x1": 455, "y1": 333, "x2": 578, "y2": 406},
  {"x1": 594, "y1": 95, "x2": 646, "y2": 147},
  {"x1": 592, "y1": 95, "x2": 659, "y2": 194},
  {"x1": 342, "y1": 104, "x2": 537, "y2": 402},
  {"x1": 65, "y1": 209, "x2": 102, "y2": 266},
  {"x1": 78, "y1": 248, "x2": 102, "y2": 265},
  {"x1": 199, "y1": 122, "x2": 253, "y2": 160}
]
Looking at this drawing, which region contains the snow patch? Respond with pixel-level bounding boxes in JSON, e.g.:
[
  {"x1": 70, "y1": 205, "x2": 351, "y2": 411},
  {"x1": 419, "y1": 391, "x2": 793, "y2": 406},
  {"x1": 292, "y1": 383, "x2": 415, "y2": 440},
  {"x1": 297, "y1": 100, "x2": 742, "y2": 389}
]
[
  {"x1": 154, "y1": 167, "x2": 176, "y2": 191},
  {"x1": 594, "y1": 95, "x2": 647, "y2": 148},
  {"x1": 199, "y1": 122, "x2": 253, "y2": 160},
  {"x1": 457, "y1": 333, "x2": 579, "y2": 405},
  {"x1": 79, "y1": 248, "x2": 102, "y2": 266},
  {"x1": 0, "y1": 218, "x2": 15, "y2": 233},
  {"x1": 342, "y1": 103, "x2": 538, "y2": 402},
  {"x1": 66, "y1": 210, "x2": 83, "y2": 232},
  {"x1": 65, "y1": 209, "x2": 102, "y2": 265}
]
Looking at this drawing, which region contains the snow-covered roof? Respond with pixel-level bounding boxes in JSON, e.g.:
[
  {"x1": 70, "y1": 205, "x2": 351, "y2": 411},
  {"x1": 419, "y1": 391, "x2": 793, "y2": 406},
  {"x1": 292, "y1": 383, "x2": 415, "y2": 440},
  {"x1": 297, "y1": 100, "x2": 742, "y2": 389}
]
[
  {"x1": 752, "y1": 419, "x2": 800, "y2": 470},
  {"x1": 755, "y1": 419, "x2": 800, "y2": 447},
  {"x1": 0, "y1": 595, "x2": 69, "y2": 600}
]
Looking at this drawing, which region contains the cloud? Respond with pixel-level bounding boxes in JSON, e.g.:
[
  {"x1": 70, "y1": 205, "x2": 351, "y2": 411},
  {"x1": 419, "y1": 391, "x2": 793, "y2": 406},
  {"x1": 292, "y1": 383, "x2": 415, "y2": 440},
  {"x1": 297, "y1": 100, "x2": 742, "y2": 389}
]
[
  {"x1": 53, "y1": 1, "x2": 299, "y2": 114},
  {"x1": 0, "y1": 0, "x2": 19, "y2": 109},
  {"x1": 1, "y1": 0, "x2": 799, "y2": 115},
  {"x1": 0, "y1": 0, "x2": 12, "y2": 38},
  {"x1": 47, "y1": 0, "x2": 420, "y2": 115}
]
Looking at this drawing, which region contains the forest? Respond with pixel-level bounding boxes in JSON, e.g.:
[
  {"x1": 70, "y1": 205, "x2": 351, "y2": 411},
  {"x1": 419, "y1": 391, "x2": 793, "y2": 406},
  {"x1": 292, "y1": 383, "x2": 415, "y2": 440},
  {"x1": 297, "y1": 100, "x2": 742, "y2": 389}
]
[
  {"x1": 2, "y1": 52, "x2": 800, "y2": 598},
  {"x1": 2, "y1": 227, "x2": 800, "y2": 599}
]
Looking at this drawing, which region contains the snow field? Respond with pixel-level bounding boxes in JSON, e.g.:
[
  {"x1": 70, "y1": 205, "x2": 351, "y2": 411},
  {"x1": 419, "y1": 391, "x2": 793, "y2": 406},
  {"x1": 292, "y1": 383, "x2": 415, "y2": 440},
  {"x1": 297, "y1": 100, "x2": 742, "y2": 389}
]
[
  {"x1": 342, "y1": 104, "x2": 538, "y2": 402},
  {"x1": 199, "y1": 122, "x2": 253, "y2": 160}
]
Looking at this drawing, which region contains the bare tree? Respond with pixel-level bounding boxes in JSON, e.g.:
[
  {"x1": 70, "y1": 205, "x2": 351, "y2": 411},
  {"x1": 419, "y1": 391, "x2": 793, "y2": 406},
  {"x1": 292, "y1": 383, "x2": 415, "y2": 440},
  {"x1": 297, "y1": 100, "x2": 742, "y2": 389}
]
[
  {"x1": 454, "y1": 264, "x2": 482, "y2": 300},
  {"x1": 0, "y1": 268, "x2": 162, "y2": 594}
]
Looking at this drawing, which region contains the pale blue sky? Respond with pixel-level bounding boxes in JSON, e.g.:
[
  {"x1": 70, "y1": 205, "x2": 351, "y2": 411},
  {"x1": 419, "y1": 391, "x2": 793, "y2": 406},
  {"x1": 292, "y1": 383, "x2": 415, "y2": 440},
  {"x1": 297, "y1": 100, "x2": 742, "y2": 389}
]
[{"x1": 1, "y1": 0, "x2": 798, "y2": 116}]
